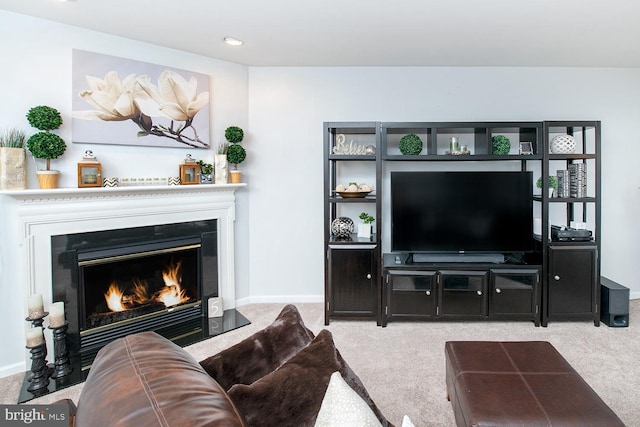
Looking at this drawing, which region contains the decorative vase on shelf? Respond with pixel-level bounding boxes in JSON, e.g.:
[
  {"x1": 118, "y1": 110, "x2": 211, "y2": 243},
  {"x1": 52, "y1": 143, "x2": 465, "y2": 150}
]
[
  {"x1": 357, "y1": 223, "x2": 372, "y2": 239},
  {"x1": 331, "y1": 217, "x2": 354, "y2": 238},
  {"x1": 0, "y1": 147, "x2": 26, "y2": 190},
  {"x1": 214, "y1": 154, "x2": 228, "y2": 184},
  {"x1": 550, "y1": 134, "x2": 576, "y2": 154}
]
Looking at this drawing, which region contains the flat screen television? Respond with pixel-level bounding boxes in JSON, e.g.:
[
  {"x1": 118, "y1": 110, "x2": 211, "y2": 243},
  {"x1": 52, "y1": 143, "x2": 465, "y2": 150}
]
[{"x1": 391, "y1": 171, "x2": 533, "y2": 256}]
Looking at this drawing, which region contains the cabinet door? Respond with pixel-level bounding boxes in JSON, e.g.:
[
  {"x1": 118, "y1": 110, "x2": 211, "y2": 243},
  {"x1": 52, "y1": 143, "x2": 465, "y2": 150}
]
[
  {"x1": 489, "y1": 269, "x2": 539, "y2": 324},
  {"x1": 328, "y1": 246, "x2": 376, "y2": 318},
  {"x1": 547, "y1": 245, "x2": 598, "y2": 324},
  {"x1": 439, "y1": 270, "x2": 487, "y2": 318},
  {"x1": 386, "y1": 270, "x2": 437, "y2": 320}
]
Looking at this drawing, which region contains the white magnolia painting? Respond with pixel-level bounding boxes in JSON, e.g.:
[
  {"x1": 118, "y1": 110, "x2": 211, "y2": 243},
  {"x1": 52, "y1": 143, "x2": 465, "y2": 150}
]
[{"x1": 72, "y1": 49, "x2": 210, "y2": 149}]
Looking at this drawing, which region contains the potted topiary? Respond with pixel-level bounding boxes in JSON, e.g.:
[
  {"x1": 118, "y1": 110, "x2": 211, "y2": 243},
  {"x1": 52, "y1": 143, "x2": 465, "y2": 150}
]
[
  {"x1": 26, "y1": 105, "x2": 67, "y2": 189},
  {"x1": 225, "y1": 126, "x2": 246, "y2": 183},
  {"x1": 536, "y1": 175, "x2": 558, "y2": 198},
  {"x1": 492, "y1": 135, "x2": 511, "y2": 155},
  {"x1": 0, "y1": 128, "x2": 27, "y2": 190}
]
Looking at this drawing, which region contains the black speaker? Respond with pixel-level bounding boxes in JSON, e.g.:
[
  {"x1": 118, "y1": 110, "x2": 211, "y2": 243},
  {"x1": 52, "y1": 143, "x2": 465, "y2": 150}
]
[{"x1": 600, "y1": 276, "x2": 629, "y2": 327}]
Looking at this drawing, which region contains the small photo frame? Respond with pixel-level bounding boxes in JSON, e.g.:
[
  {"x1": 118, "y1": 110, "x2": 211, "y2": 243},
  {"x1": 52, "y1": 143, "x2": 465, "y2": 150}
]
[{"x1": 519, "y1": 141, "x2": 534, "y2": 155}]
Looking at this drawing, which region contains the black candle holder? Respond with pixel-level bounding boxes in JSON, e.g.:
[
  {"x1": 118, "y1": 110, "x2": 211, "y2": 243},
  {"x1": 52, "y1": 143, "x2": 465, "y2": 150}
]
[
  {"x1": 49, "y1": 322, "x2": 73, "y2": 379},
  {"x1": 25, "y1": 312, "x2": 48, "y2": 328},
  {"x1": 26, "y1": 343, "x2": 49, "y2": 392}
]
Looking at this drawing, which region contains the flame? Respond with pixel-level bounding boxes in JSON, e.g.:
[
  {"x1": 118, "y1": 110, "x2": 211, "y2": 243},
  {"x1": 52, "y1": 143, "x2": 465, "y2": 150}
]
[
  {"x1": 103, "y1": 259, "x2": 190, "y2": 312},
  {"x1": 105, "y1": 283, "x2": 127, "y2": 312}
]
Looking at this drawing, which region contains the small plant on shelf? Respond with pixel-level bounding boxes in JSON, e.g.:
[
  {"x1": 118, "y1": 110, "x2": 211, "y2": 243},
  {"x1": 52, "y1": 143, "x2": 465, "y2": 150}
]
[
  {"x1": 399, "y1": 134, "x2": 423, "y2": 155},
  {"x1": 26, "y1": 105, "x2": 66, "y2": 171},
  {"x1": 197, "y1": 160, "x2": 213, "y2": 175},
  {"x1": 536, "y1": 176, "x2": 558, "y2": 190},
  {"x1": 359, "y1": 212, "x2": 375, "y2": 225},
  {"x1": 225, "y1": 126, "x2": 246, "y2": 170},
  {"x1": 0, "y1": 128, "x2": 27, "y2": 148},
  {"x1": 491, "y1": 135, "x2": 511, "y2": 155}
]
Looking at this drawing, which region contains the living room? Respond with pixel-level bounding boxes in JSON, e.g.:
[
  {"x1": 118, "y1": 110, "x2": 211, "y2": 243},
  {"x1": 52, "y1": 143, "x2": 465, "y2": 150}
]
[{"x1": 0, "y1": 2, "x2": 639, "y2": 425}]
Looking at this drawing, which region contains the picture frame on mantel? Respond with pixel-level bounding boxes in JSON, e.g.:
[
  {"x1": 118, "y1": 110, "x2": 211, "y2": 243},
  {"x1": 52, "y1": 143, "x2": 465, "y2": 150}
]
[{"x1": 71, "y1": 49, "x2": 211, "y2": 149}]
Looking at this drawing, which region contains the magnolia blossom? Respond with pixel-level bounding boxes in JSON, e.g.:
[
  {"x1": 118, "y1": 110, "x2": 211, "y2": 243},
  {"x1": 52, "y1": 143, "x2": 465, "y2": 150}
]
[
  {"x1": 136, "y1": 70, "x2": 209, "y2": 121},
  {"x1": 74, "y1": 71, "x2": 150, "y2": 121}
]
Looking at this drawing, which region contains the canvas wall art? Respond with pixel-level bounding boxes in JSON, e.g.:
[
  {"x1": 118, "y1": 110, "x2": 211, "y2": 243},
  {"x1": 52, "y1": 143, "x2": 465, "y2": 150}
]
[{"x1": 72, "y1": 49, "x2": 210, "y2": 149}]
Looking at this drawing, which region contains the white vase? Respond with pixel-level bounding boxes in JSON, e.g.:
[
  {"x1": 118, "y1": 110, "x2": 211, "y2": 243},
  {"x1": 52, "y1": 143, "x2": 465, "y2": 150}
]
[
  {"x1": 0, "y1": 147, "x2": 26, "y2": 190},
  {"x1": 357, "y1": 223, "x2": 372, "y2": 239},
  {"x1": 214, "y1": 154, "x2": 228, "y2": 184}
]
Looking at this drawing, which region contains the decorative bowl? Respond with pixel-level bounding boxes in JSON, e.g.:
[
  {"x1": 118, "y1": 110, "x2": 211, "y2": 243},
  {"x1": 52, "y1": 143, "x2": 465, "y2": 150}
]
[{"x1": 335, "y1": 191, "x2": 372, "y2": 198}]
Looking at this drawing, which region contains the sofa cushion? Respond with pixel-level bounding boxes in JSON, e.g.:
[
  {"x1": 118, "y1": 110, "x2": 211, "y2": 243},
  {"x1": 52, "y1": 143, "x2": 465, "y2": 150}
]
[
  {"x1": 227, "y1": 329, "x2": 391, "y2": 427},
  {"x1": 76, "y1": 331, "x2": 247, "y2": 427},
  {"x1": 200, "y1": 304, "x2": 315, "y2": 390}
]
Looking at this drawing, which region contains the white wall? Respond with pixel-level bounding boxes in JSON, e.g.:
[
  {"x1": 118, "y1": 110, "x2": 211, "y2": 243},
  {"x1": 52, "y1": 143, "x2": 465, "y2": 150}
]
[
  {"x1": 0, "y1": 10, "x2": 250, "y2": 376},
  {"x1": 247, "y1": 67, "x2": 640, "y2": 302}
]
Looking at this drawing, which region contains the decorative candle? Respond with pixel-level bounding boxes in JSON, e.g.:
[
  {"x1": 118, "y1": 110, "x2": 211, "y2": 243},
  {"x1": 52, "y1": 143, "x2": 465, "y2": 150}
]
[
  {"x1": 27, "y1": 294, "x2": 44, "y2": 319},
  {"x1": 26, "y1": 326, "x2": 44, "y2": 347},
  {"x1": 49, "y1": 302, "x2": 66, "y2": 328}
]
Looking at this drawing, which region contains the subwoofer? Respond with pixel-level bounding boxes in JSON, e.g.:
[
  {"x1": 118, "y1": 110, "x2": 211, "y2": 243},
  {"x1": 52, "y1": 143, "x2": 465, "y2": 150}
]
[{"x1": 600, "y1": 276, "x2": 629, "y2": 327}]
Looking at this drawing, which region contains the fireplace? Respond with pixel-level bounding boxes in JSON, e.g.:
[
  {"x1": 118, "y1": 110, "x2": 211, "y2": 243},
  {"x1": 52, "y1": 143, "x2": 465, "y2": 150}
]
[{"x1": 51, "y1": 220, "x2": 220, "y2": 369}]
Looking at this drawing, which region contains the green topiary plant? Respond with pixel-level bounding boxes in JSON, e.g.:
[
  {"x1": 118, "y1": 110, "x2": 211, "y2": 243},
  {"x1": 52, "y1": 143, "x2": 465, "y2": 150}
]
[
  {"x1": 536, "y1": 176, "x2": 558, "y2": 189},
  {"x1": 224, "y1": 126, "x2": 244, "y2": 144},
  {"x1": 492, "y1": 135, "x2": 511, "y2": 155},
  {"x1": 399, "y1": 134, "x2": 423, "y2": 155},
  {"x1": 26, "y1": 105, "x2": 66, "y2": 170},
  {"x1": 227, "y1": 143, "x2": 246, "y2": 169}
]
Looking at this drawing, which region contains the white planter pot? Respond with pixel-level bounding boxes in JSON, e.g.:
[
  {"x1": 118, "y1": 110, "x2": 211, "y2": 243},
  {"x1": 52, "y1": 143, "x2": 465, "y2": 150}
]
[
  {"x1": 357, "y1": 223, "x2": 372, "y2": 239},
  {"x1": 214, "y1": 154, "x2": 228, "y2": 184},
  {"x1": 0, "y1": 147, "x2": 26, "y2": 190}
]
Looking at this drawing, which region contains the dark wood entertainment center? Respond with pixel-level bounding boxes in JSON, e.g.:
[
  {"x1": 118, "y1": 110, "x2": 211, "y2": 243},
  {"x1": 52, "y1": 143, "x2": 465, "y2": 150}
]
[{"x1": 323, "y1": 121, "x2": 600, "y2": 327}]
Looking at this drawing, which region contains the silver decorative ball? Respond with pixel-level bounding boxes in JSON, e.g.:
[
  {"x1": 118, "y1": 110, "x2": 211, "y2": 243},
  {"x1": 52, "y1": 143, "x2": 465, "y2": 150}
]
[
  {"x1": 331, "y1": 217, "x2": 354, "y2": 238},
  {"x1": 550, "y1": 134, "x2": 576, "y2": 154}
]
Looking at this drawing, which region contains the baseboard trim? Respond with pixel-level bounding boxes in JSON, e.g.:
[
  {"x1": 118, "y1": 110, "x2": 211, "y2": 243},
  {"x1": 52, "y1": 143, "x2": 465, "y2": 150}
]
[
  {"x1": 0, "y1": 361, "x2": 26, "y2": 379},
  {"x1": 236, "y1": 295, "x2": 323, "y2": 306}
]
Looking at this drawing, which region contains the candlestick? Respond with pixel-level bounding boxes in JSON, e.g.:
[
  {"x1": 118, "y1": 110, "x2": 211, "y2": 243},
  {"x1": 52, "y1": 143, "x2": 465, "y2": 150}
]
[
  {"x1": 25, "y1": 326, "x2": 44, "y2": 347},
  {"x1": 26, "y1": 343, "x2": 50, "y2": 392},
  {"x1": 49, "y1": 302, "x2": 66, "y2": 328},
  {"x1": 27, "y1": 294, "x2": 45, "y2": 319},
  {"x1": 49, "y1": 322, "x2": 73, "y2": 379}
]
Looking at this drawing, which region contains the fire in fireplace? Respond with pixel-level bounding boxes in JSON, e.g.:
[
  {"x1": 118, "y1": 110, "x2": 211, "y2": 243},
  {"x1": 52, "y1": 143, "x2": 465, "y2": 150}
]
[{"x1": 51, "y1": 220, "x2": 220, "y2": 370}]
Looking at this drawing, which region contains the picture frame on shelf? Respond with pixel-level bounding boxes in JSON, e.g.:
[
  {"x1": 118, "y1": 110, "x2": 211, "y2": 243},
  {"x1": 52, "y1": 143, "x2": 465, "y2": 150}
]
[{"x1": 519, "y1": 141, "x2": 534, "y2": 155}]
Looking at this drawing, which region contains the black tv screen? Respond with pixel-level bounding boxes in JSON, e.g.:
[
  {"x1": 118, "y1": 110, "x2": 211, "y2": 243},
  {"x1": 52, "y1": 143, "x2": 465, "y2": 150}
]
[{"x1": 391, "y1": 171, "x2": 533, "y2": 253}]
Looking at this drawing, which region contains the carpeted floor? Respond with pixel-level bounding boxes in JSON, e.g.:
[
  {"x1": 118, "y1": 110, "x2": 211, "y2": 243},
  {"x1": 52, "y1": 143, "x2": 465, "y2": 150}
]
[{"x1": 1, "y1": 300, "x2": 639, "y2": 426}]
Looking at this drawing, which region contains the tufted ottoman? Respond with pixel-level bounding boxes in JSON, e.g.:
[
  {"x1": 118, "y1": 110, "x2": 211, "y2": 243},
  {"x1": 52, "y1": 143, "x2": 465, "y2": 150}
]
[{"x1": 445, "y1": 341, "x2": 624, "y2": 427}]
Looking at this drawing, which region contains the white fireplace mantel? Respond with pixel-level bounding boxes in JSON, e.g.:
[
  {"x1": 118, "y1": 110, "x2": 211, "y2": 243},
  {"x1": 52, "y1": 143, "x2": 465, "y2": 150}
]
[{"x1": 0, "y1": 184, "x2": 245, "y2": 377}]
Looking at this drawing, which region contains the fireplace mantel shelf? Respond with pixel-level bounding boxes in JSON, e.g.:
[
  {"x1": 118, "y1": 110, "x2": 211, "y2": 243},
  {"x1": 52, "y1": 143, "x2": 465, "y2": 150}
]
[{"x1": 0, "y1": 183, "x2": 246, "y2": 202}]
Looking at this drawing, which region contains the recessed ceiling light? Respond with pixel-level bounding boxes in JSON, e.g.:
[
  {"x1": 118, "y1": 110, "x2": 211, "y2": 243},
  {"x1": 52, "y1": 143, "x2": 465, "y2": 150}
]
[{"x1": 223, "y1": 37, "x2": 244, "y2": 46}]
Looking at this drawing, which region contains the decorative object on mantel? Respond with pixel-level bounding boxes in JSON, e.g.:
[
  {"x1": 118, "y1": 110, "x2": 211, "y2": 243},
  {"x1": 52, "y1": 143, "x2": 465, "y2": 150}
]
[
  {"x1": 26, "y1": 105, "x2": 67, "y2": 189},
  {"x1": 357, "y1": 211, "x2": 375, "y2": 239},
  {"x1": 225, "y1": 126, "x2": 246, "y2": 183},
  {"x1": 215, "y1": 142, "x2": 229, "y2": 184},
  {"x1": 168, "y1": 177, "x2": 181, "y2": 186},
  {"x1": 77, "y1": 150, "x2": 102, "y2": 188},
  {"x1": 331, "y1": 217, "x2": 354, "y2": 238},
  {"x1": 550, "y1": 134, "x2": 576, "y2": 154},
  {"x1": 492, "y1": 134, "x2": 511, "y2": 155},
  {"x1": 0, "y1": 127, "x2": 27, "y2": 190},
  {"x1": 179, "y1": 154, "x2": 200, "y2": 185},
  {"x1": 198, "y1": 159, "x2": 213, "y2": 184},
  {"x1": 332, "y1": 134, "x2": 371, "y2": 155},
  {"x1": 102, "y1": 177, "x2": 119, "y2": 187},
  {"x1": 399, "y1": 134, "x2": 423, "y2": 155}
]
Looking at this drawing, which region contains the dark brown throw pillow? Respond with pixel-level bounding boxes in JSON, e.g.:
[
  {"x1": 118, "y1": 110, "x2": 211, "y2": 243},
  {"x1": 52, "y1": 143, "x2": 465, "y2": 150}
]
[
  {"x1": 227, "y1": 329, "x2": 392, "y2": 427},
  {"x1": 200, "y1": 304, "x2": 315, "y2": 390}
]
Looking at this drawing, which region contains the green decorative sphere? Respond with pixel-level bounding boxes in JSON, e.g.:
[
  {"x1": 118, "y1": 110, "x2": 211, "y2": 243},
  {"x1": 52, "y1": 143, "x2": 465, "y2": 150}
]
[
  {"x1": 224, "y1": 126, "x2": 244, "y2": 144},
  {"x1": 492, "y1": 135, "x2": 511, "y2": 155},
  {"x1": 227, "y1": 143, "x2": 246, "y2": 166},
  {"x1": 399, "y1": 134, "x2": 423, "y2": 155},
  {"x1": 26, "y1": 105, "x2": 63, "y2": 131},
  {"x1": 26, "y1": 132, "x2": 67, "y2": 160}
]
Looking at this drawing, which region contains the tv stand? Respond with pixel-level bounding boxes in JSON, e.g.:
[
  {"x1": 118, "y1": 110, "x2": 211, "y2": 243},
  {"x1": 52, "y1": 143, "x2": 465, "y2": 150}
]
[{"x1": 409, "y1": 253, "x2": 505, "y2": 264}]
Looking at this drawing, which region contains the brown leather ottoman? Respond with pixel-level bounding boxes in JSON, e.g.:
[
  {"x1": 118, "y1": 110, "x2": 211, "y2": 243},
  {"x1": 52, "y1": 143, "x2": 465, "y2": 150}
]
[{"x1": 445, "y1": 341, "x2": 624, "y2": 427}]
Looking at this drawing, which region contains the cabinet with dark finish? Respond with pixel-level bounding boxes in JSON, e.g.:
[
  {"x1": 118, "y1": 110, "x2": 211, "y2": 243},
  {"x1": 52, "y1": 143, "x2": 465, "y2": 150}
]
[
  {"x1": 386, "y1": 270, "x2": 437, "y2": 320},
  {"x1": 326, "y1": 245, "x2": 377, "y2": 322},
  {"x1": 439, "y1": 270, "x2": 487, "y2": 319},
  {"x1": 545, "y1": 245, "x2": 599, "y2": 325},
  {"x1": 489, "y1": 269, "x2": 540, "y2": 325}
]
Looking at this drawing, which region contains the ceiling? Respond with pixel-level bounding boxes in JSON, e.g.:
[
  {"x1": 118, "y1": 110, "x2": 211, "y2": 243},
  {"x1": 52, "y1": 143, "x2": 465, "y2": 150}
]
[{"x1": 1, "y1": 0, "x2": 639, "y2": 67}]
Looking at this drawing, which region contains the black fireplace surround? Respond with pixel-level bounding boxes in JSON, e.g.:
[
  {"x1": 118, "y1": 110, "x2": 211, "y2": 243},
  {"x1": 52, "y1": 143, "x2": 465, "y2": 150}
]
[{"x1": 51, "y1": 220, "x2": 219, "y2": 370}]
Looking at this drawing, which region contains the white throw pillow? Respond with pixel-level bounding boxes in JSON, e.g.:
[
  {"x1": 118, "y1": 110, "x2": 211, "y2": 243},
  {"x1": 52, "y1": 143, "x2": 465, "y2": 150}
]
[
  {"x1": 314, "y1": 371, "x2": 383, "y2": 427},
  {"x1": 402, "y1": 415, "x2": 415, "y2": 427}
]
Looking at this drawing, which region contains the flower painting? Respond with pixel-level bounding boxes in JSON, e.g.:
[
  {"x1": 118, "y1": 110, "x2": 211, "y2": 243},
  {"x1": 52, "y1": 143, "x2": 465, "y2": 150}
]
[{"x1": 72, "y1": 49, "x2": 210, "y2": 149}]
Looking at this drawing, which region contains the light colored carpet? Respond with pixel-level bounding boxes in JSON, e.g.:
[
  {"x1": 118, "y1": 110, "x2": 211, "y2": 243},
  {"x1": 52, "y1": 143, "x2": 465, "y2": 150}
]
[{"x1": 1, "y1": 301, "x2": 639, "y2": 426}]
